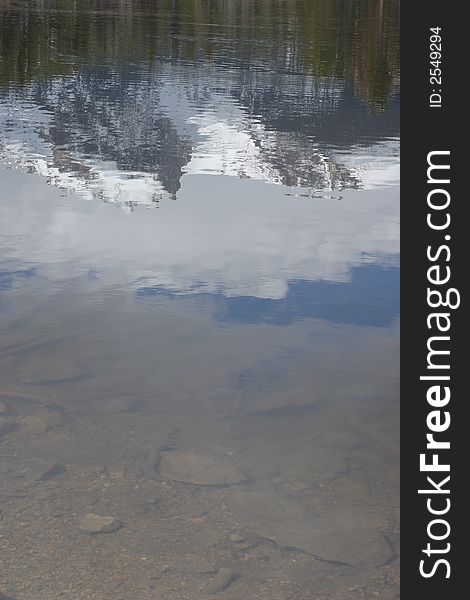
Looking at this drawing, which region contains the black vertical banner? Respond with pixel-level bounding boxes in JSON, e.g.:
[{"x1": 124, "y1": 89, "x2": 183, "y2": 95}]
[{"x1": 402, "y1": 1, "x2": 464, "y2": 598}]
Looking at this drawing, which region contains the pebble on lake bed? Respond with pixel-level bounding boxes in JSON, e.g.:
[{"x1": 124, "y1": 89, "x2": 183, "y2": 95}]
[{"x1": 78, "y1": 514, "x2": 123, "y2": 534}]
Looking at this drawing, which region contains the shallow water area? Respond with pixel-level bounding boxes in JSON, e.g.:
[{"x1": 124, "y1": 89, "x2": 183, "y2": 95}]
[{"x1": 0, "y1": 2, "x2": 400, "y2": 599}]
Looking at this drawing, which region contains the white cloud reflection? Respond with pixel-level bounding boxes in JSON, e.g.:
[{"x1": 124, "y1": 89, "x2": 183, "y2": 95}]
[{"x1": 0, "y1": 169, "x2": 398, "y2": 301}]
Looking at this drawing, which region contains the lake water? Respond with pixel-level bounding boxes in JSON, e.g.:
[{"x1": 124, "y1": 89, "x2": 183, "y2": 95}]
[{"x1": 0, "y1": 2, "x2": 400, "y2": 599}]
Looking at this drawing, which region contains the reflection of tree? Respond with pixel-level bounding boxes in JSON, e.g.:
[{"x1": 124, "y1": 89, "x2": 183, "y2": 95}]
[
  {"x1": 0, "y1": 0, "x2": 399, "y2": 109},
  {"x1": 0, "y1": 0, "x2": 399, "y2": 203}
]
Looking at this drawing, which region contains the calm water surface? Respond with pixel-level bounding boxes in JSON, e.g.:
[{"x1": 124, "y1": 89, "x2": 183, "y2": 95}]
[{"x1": 0, "y1": 2, "x2": 400, "y2": 599}]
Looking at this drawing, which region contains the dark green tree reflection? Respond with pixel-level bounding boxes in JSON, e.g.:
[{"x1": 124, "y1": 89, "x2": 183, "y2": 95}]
[{"x1": 0, "y1": 0, "x2": 399, "y2": 110}]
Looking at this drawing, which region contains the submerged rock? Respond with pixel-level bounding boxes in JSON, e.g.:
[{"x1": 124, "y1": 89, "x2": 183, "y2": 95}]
[
  {"x1": 0, "y1": 417, "x2": 16, "y2": 437},
  {"x1": 228, "y1": 492, "x2": 287, "y2": 523},
  {"x1": 158, "y1": 451, "x2": 246, "y2": 486},
  {"x1": 183, "y1": 561, "x2": 216, "y2": 575},
  {"x1": 268, "y1": 519, "x2": 392, "y2": 567},
  {"x1": 205, "y1": 568, "x2": 238, "y2": 594},
  {"x1": 19, "y1": 408, "x2": 65, "y2": 435},
  {"x1": 247, "y1": 389, "x2": 318, "y2": 416},
  {"x1": 79, "y1": 513, "x2": 122, "y2": 534},
  {"x1": 20, "y1": 356, "x2": 83, "y2": 384},
  {"x1": 99, "y1": 397, "x2": 138, "y2": 414},
  {"x1": 23, "y1": 459, "x2": 65, "y2": 483},
  {"x1": 279, "y1": 449, "x2": 347, "y2": 482},
  {"x1": 227, "y1": 490, "x2": 392, "y2": 568}
]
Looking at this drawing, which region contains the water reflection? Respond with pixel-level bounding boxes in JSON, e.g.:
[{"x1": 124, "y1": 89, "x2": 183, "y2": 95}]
[
  {"x1": 0, "y1": 170, "x2": 398, "y2": 310},
  {"x1": 0, "y1": 0, "x2": 399, "y2": 207},
  {"x1": 0, "y1": 0, "x2": 400, "y2": 107},
  {"x1": 0, "y1": 2, "x2": 399, "y2": 599}
]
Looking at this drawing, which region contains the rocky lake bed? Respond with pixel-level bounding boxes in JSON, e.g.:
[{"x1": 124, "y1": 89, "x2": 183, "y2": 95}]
[{"x1": 0, "y1": 352, "x2": 399, "y2": 600}]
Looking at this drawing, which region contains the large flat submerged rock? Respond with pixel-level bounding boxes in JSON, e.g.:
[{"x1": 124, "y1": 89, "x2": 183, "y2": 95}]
[
  {"x1": 227, "y1": 491, "x2": 392, "y2": 568},
  {"x1": 158, "y1": 451, "x2": 246, "y2": 486}
]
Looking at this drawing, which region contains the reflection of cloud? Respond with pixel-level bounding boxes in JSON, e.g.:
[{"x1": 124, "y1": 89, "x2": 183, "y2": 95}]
[
  {"x1": 0, "y1": 169, "x2": 399, "y2": 301},
  {"x1": 0, "y1": 267, "x2": 36, "y2": 292},
  {"x1": 138, "y1": 264, "x2": 400, "y2": 328}
]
